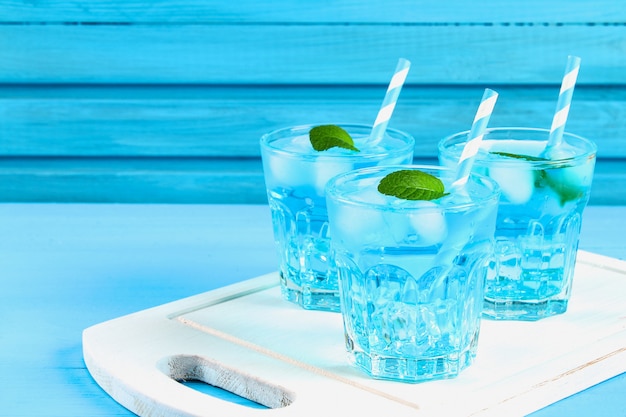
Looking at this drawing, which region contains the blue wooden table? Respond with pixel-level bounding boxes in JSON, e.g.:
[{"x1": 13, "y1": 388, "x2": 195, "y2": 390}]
[
  {"x1": 2, "y1": 2, "x2": 625, "y2": 414},
  {"x1": 1, "y1": 203, "x2": 624, "y2": 416}
]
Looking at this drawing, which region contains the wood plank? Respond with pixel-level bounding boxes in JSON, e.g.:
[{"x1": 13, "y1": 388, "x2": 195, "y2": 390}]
[
  {"x1": 586, "y1": 160, "x2": 626, "y2": 205},
  {"x1": 0, "y1": 157, "x2": 266, "y2": 204},
  {"x1": 1, "y1": 25, "x2": 625, "y2": 84},
  {"x1": 0, "y1": 157, "x2": 622, "y2": 204},
  {"x1": 1, "y1": 85, "x2": 624, "y2": 158},
  {"x1": 2, "y1": 0, "x2": 625, "y2": 23}
]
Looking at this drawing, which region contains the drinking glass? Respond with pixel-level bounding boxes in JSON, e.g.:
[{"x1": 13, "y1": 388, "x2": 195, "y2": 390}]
[
  {"x1": 260, "y1": 124, "x2": 414, "y2": 311},
  {"x1": 438, "y1": 127, "x2": 596, "y2": 320},
  {"x1": 326, "y1": 165, "x2": 500, "y2": 381}
]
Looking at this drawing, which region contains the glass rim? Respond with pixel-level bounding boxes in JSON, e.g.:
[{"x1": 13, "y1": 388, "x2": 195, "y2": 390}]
[
  {"x1": 260, "y1": 123, "x2": 415, "y2": 161},
  {"x1": 438, "y1": 127, "x2": 597, "y2": 168},
  {"x1": 325, "y1": 164, "x2": 501, "y2": 211}
]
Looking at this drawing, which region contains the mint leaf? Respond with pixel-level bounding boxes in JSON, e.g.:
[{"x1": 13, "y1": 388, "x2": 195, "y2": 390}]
[
  {"x1": 537, "y1": 170, "x2": 584, "y2": 205},
  {"x1": 309, "y1": 125, "x2": 360, "y2": 152},
  {"x1": 378, "y1": 169, "x2": 447, "y2": 201},
  {"x1": 491, "y1": 152, "x2": 581, "y2": 205},
  {"x1": 490, "y1": 151, "x2": 548, "y2": 162}
]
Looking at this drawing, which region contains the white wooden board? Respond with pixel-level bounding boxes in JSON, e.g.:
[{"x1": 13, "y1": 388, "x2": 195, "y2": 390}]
[{"x1": 83, "y1": 250, "x2": 626, "y2": 417}]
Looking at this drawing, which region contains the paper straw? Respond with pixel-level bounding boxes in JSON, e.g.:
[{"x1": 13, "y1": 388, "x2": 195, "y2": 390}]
[
  {"x1": 546, "y1": 55, "x2": 581, "y2": 149},
  {"x1": 369, "y1": 57, "x2": 411, "y2": 144},
  {"x1": 452, "y1": 88, "x2": 499, "y2": 188}
]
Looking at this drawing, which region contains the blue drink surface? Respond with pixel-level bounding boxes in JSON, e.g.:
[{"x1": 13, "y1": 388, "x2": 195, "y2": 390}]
[
  {"x1": 260, "y1": 124, "x2": 414, "y2": 312},
  {"x1": 438, "y1": 128, "x2": 597, "y2": 321},
  {"x1": 326, "y1": 166, "x2": 500, "y2": 382}
]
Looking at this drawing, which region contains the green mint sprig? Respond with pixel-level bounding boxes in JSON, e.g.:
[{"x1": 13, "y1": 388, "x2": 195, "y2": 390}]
[
  {"x1": 378, "y1": 169, "x2": 447, "y2": 201},
  {"x1": 489, "y1": 151, "x2": 548, "y2": 162},
  {"x1": 490, "y1": 151, "x2": 581, "y2": 205},
  {"x1": 538, "y1": 171, "x2": 584, "y2": 205},
  {"x1": 309, "y1": 125, "x2": 360, "y2": 152}
]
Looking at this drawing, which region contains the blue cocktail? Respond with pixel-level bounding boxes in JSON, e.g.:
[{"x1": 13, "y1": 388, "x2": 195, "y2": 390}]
[
  {"x1": 326, "y1": 165, "x2": 500, "y2": 382},
  {"x1": 439, "y1": 127, "x2": 596, "y2": 320},
  {"x1": 260, "y1": 124, "x2": 414, "y2": 312}
]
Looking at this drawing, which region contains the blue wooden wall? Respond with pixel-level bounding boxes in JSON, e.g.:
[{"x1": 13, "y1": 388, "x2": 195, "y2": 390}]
[{"x1": 1, "y1": 1, "x2": 624, "y2": 204}]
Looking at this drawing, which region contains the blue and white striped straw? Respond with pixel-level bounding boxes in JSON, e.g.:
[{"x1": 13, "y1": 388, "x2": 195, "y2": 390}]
[
  {"x1": 369, "y1": 58, "x2": 411, "y2": 144},
  {"x1": 452, "y1": 88, "x2": 499, "y2": 188},
  {"x1": 546, "y1": 55, "x2": 581, "y2": 149}
]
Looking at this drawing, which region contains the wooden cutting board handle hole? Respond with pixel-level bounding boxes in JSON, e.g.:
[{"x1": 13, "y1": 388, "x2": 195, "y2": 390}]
[{"x1": 158, "y1": 354, "x2": 295, "y2": 409}]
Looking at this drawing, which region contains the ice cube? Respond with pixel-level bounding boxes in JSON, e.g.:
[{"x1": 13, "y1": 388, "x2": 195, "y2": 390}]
[
  {"x1": 488, "y1": 139, "x2": 546, "y2": 156},
  {"x1": 439, "y1": 187, "x2": 474, "y2": 206},
  {"x1": 383, "y1": 211, "x2": 413, "y2": 243},
  {"x1": 479, "y1": 139, "x2": 497, "y2": 152},
  {"x1": 407, "y1": 201, "x2": 448, "y2": 246},
  {"x1": 313, "y1": 160, "x2": 354, "y2": 197},
  {"x1": 541, "y1": 144, "x2": 593, "y2": 205},
  {"x1": 539, "y1": 187, "x2": 573, "y2": 218},
  {"x1": 546, "y1": 163, "x2": 594, "y2": 191},
  {"x1": 351, "y1": 185, "x2": 388, "y2": 205},
  {"x1": 329, "y1": 204, "x2": 385, "y2": 246},
  {"x1": 266, "y1": 154, "x2": 311, "y2": 190},
  {"x1": 541, "y1": 144, "x2": 577, "y2": 160},
  {"x1": 488, "y1": 165, "x2": 534, "y2": 205}
]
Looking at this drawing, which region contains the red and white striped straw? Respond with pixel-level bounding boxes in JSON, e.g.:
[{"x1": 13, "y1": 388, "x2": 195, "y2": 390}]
[
  {"x1": 369, "y1": 58, "x2": 411, "y2": 144},
  {"x1": 546, "y1": 55, "x2": 581, "y2": 149},
  {"x1": 452, "y1": 88, "x2": 499, "y2": 188}
]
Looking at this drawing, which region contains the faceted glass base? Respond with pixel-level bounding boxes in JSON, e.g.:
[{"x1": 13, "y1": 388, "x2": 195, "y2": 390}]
[
  {"x1": 280, "y1": 272, "x2": 341, "y2": 312},
  {"x1": 350, "y1": 345, "x2": 477, "y2": 383},
  {"x1": 483, "y1": 298, "x2": 568, "y2": 321}
]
